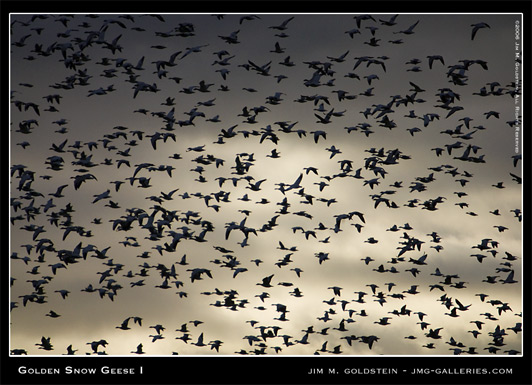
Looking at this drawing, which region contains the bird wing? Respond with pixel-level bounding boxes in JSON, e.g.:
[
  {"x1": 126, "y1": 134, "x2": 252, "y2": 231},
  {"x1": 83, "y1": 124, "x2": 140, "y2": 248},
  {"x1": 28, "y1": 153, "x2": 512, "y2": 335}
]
[
  {"x1": 471, "y1": 25, "x2": 479, "y2": 40},
  {"x1": 292, "y1": 173, "x2": 303, "y2": 188}
]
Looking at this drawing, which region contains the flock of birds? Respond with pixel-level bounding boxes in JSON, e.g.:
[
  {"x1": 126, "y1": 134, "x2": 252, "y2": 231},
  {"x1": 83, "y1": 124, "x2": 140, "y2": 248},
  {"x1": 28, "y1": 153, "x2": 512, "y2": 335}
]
[{"x1": 10, "y1": 13, "x2": 522, "y2": 356}]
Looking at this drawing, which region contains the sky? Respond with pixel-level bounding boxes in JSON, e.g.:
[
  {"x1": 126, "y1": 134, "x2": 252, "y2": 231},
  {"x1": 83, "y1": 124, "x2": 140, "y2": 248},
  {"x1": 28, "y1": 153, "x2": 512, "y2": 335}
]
[{"x1": 9, "y1": 13, "x2": 523, "y2": 356}]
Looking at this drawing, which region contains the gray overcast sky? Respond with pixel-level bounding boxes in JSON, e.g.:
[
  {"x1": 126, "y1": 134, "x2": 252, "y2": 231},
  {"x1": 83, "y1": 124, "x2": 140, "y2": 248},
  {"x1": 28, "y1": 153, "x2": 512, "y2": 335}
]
[{"x1": 9, "y1": 13, "x2": 522, "y2": 356}]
